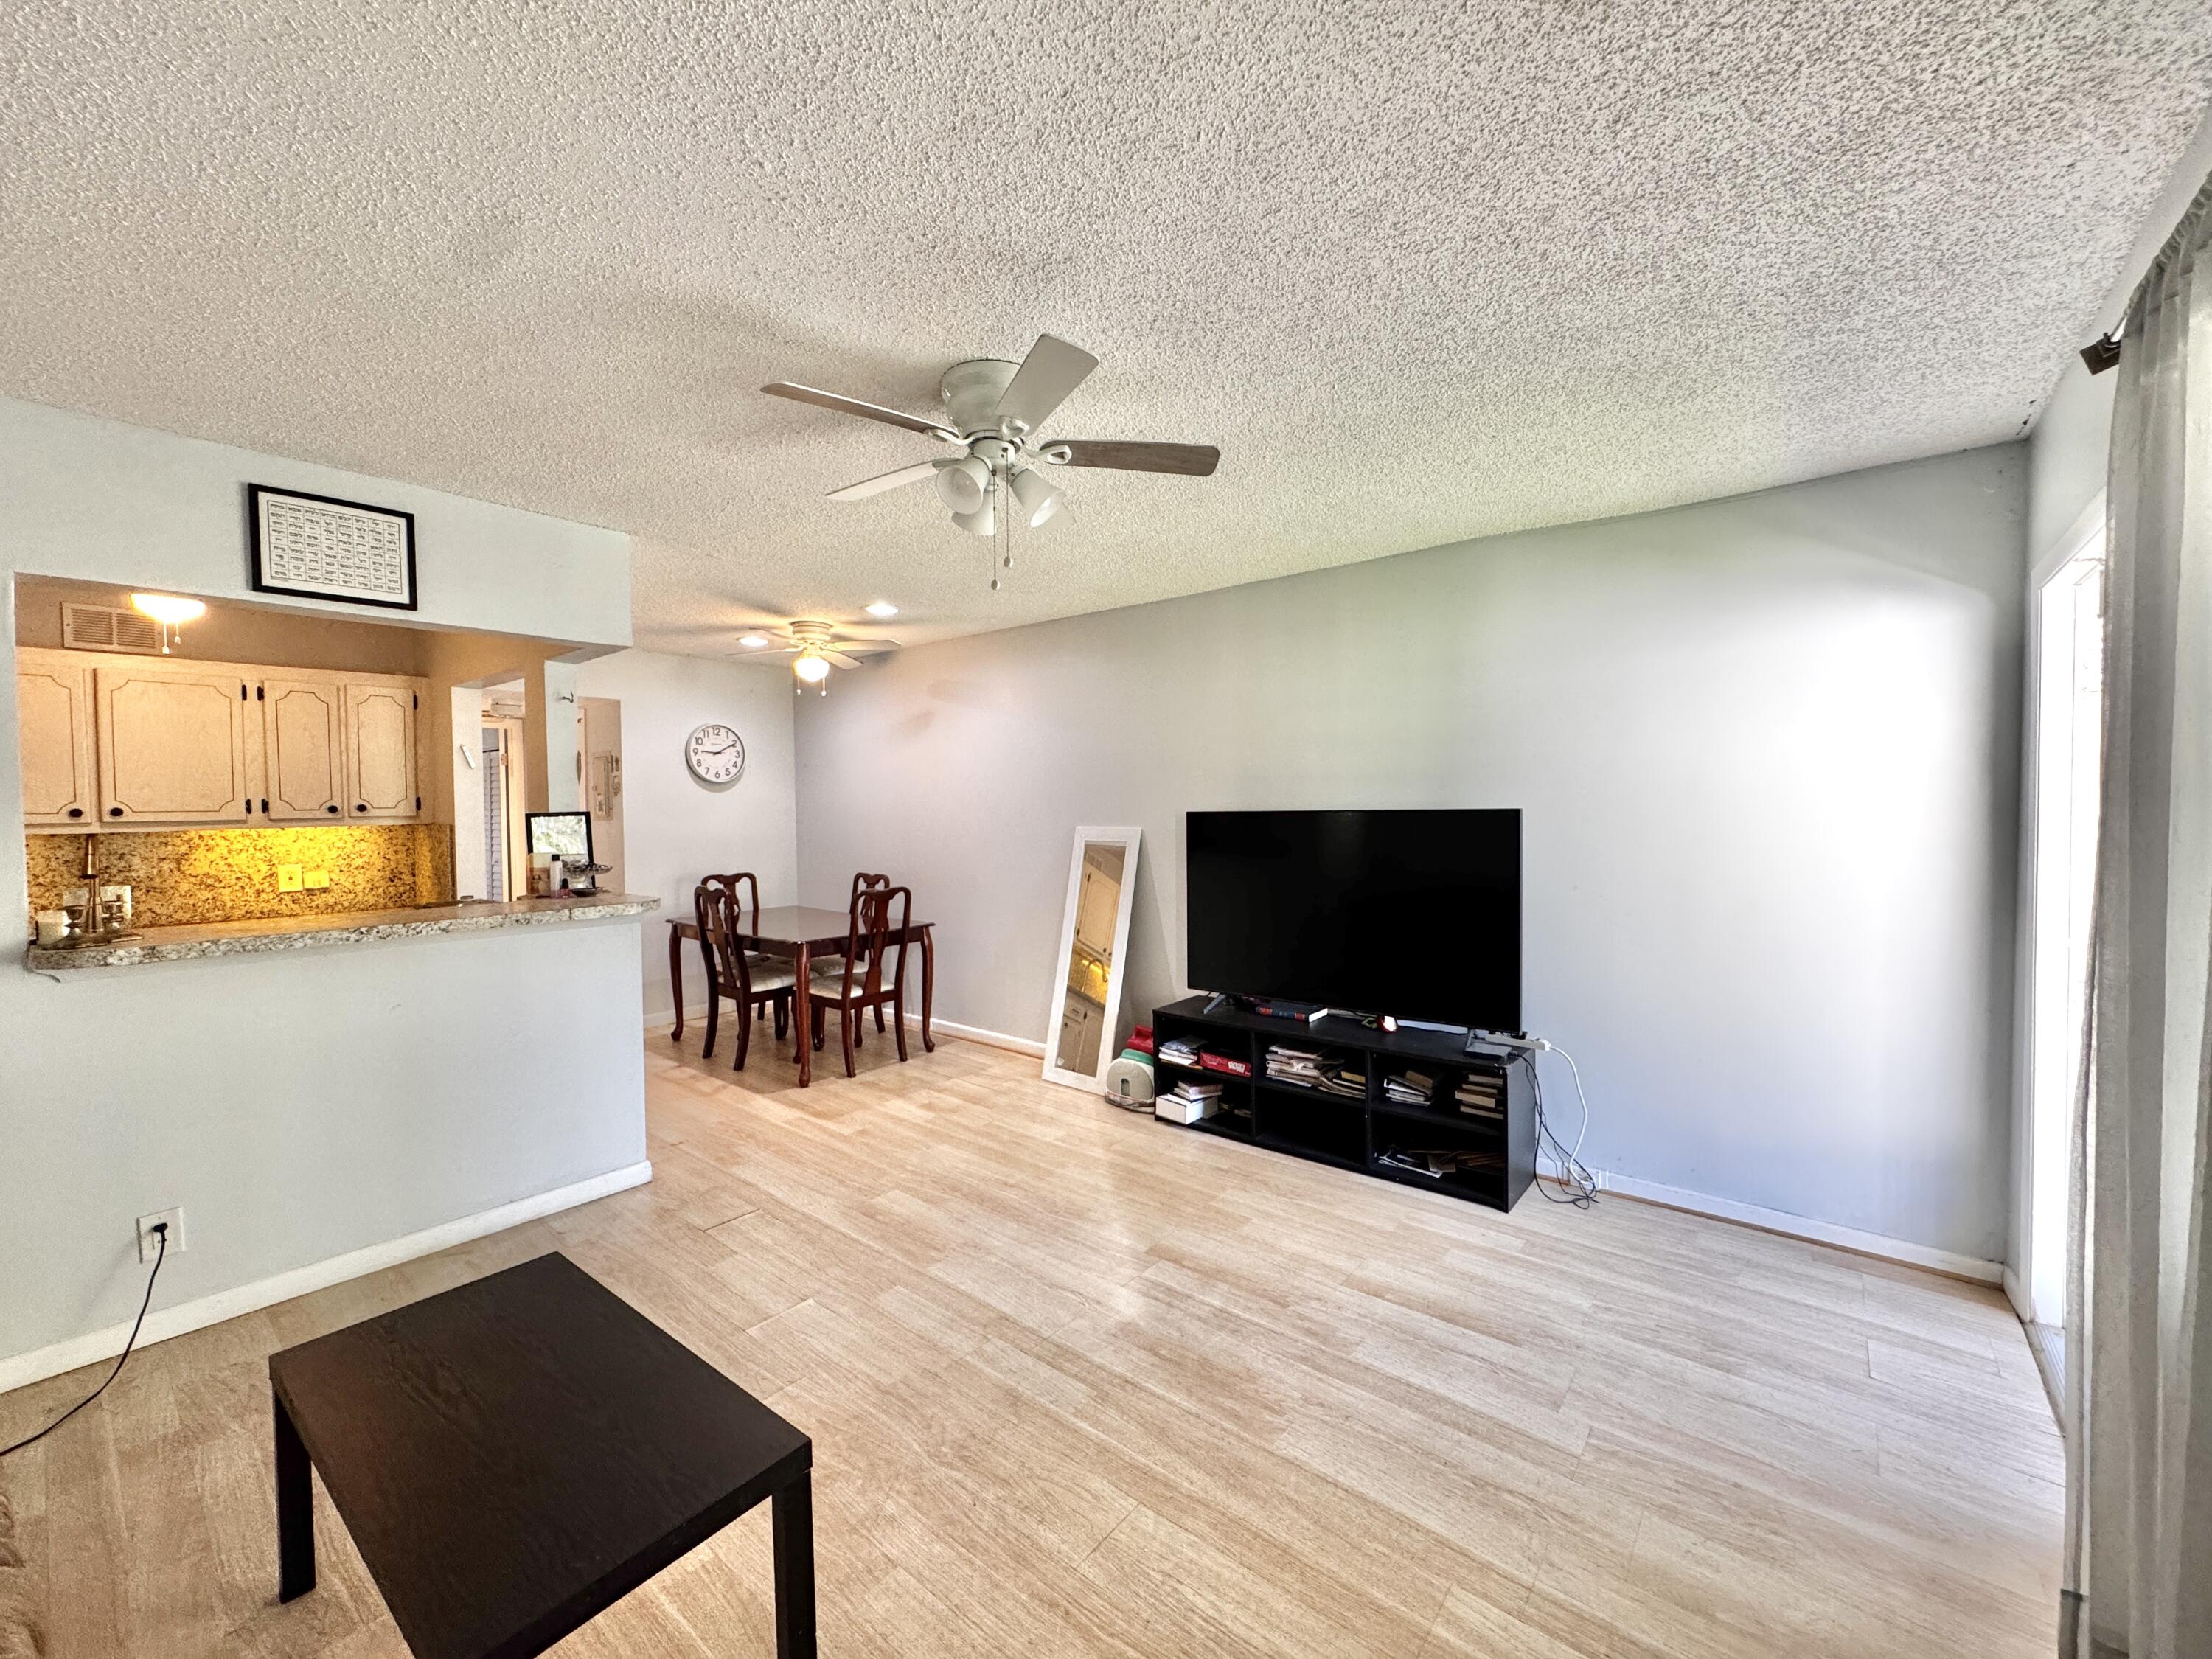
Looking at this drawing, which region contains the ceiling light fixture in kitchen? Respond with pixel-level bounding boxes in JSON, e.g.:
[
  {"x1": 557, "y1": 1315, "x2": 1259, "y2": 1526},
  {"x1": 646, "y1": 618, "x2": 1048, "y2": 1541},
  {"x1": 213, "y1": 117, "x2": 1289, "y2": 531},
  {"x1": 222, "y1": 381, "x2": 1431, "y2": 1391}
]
[{"x1": 129, "y1": 592, "x2": 206, "y2": 653}]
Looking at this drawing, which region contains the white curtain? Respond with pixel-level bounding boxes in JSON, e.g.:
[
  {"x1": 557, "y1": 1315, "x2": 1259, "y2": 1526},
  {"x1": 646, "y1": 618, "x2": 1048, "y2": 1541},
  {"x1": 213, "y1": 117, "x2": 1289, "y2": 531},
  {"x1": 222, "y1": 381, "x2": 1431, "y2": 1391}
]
[{"x1": 2062, "y1": 173, "x2": 2212, "y2": 1659}]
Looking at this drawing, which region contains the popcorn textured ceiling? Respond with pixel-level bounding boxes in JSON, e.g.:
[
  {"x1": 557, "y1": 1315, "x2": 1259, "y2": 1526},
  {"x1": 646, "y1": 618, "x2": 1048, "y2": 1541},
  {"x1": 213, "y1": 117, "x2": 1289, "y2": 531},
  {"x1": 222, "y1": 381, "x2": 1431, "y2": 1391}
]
[{"x1": 3, "y1": 2, "x2": 2209, "y2": 650}]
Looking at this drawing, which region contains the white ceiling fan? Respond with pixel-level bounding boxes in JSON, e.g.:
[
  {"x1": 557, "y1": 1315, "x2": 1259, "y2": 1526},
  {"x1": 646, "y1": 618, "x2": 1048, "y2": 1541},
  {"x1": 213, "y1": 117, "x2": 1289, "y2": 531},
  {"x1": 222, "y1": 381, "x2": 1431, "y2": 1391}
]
[
  {"x1": 762, "y1": 334, "x2": 1220, "y2": 585},
  {"x1": 740, "y1": 619, "x2": 900, "y2": 693}
]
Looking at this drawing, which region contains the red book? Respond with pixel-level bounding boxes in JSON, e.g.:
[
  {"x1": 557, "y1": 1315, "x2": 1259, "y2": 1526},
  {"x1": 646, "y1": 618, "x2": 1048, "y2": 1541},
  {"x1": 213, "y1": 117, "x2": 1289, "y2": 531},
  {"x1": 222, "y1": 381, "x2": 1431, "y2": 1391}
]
[{"x1": 1199, "y1": 1051, "x2": 1252, "y2": 1078}]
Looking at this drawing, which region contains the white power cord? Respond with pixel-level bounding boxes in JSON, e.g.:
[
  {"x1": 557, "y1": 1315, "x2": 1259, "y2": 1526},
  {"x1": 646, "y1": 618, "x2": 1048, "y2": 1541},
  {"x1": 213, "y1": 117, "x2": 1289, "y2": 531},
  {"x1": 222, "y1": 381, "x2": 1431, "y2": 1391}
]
[{"x1": 1521, "y1": 1037, "x2": 1599, "y2": 1206}]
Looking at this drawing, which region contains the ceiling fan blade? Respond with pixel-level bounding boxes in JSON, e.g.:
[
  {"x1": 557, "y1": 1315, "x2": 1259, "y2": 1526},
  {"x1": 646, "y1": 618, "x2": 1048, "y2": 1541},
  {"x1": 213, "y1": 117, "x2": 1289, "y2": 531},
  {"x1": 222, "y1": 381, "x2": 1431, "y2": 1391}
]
[
  {"x1": 1042, "y1": 439, "x2": 1220, "y2": 476},
  {"x1": 822, "y1": 650, "x2": 866, "y2": 671},
  {"x1": 825, "y1": 459, "x2": 947, "y2": 501},
  {"x1": 762, "y1": 381, "x2": 959, "y2": 443},
  {"x1": 995, "y1": 335, "x2": 1098, "y2": 433},
  {"x1": 835, "y1": 639, "x2": 900, "y2": 655}
]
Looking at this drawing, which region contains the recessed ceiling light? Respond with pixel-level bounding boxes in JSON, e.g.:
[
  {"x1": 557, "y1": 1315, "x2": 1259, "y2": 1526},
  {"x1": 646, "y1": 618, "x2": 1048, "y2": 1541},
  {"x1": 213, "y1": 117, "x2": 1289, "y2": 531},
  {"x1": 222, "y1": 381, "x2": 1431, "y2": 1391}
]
[
  {"x1": 738, "y1": 633, "x2": 769, "y2": 648},
  {"x1": 864, "y1": 601, "x2": 898, "y2": 619}
]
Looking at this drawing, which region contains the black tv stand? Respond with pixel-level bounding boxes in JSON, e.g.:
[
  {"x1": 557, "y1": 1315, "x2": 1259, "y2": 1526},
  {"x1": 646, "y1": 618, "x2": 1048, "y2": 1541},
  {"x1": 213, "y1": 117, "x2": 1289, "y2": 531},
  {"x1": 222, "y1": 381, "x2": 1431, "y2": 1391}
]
[{"x1": 1150, "y1": 995, "x2": 1536, "y2": 1211}]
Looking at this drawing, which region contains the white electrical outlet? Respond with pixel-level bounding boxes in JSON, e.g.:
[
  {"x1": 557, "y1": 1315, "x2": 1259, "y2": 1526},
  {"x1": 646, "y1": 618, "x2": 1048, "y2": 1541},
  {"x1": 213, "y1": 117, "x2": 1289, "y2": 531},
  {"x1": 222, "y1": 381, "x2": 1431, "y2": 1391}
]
[{"x1": 137, "y1": 1207, "x2": 185, "y2": 1262}]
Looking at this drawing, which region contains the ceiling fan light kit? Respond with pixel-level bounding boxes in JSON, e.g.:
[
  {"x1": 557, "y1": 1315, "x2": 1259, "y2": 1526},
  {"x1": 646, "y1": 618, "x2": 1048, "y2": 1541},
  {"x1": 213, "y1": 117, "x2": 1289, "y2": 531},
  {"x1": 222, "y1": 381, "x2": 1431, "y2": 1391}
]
[
  {"x1": 762, "y1": 333, "x2": 1220, "y2": 586},
  {"x1": 1010, "y1": 466, "x2": 1062, "y2": 528},
  {"x1": 936, "y1": 452, "x2": 993, "y2": 515},
  {"x1": 742, "y1": 618, "x2": 900, "y2": 695}
]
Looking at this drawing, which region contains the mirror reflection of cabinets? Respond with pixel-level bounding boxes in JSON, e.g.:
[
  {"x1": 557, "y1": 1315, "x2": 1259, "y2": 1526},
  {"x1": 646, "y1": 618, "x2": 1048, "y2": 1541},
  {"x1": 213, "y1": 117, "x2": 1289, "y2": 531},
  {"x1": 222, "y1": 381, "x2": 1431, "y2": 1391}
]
[
  {"x1": 15, "y1": 647, "x2": 427, "y2": 830},
  {"x1": 1044, "y1": 829, "x2": 1141, "y2": 1089}
]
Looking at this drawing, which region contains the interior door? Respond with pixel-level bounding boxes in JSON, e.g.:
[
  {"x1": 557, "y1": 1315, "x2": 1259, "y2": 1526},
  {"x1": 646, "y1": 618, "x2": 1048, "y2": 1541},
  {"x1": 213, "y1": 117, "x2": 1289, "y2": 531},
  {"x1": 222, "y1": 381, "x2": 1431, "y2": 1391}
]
[
  {"x1": 344, "y1": 681, "x2": 420, "y2": 821},
  {"x1": 17, "y1": 661, "x2": 97, "y2": 826},
  {"x1": 94, "y1": 664, "x2": 251, "y2": 824},
  {"x1": 262, "y1": 677, "x2": 347, "y2": 822}
]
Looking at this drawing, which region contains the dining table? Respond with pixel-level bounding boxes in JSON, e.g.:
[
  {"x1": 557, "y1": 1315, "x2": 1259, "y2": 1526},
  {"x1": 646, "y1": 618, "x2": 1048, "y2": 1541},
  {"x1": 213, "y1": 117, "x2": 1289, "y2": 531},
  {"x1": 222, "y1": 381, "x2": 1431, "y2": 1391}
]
[{"x1": 667, "y1": 905, "x2": 935, "y2": 1088}]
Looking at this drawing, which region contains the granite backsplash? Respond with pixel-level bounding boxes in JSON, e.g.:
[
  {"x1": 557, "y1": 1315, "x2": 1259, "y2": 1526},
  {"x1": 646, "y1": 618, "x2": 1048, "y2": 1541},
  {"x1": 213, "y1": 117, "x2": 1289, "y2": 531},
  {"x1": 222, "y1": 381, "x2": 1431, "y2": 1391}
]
[{"x1": 26, "y1": 824, "x2": 454, "y2": 929}]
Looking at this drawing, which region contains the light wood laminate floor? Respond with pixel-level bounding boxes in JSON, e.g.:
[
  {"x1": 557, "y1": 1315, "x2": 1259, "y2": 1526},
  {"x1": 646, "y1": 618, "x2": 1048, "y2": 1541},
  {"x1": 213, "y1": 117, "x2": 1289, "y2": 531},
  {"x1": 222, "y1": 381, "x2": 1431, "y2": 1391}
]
[{"x1": 0, "y1": 1030, "x2": 2062, "y2": 1657}]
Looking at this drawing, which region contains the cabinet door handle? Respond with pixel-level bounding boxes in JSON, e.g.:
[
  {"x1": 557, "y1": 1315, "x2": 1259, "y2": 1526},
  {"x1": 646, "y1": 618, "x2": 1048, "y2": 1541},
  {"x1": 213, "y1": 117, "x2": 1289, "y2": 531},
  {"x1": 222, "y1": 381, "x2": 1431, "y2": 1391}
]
[
  {"x1": 66, "y1": 807, "x2": 83, "y2": 819},
  {"x1": 261, "y1": 798, "x2": 269, "y2": 813},
  {"x1": 326, "y1": 804, "x2": 339, "y2": 815},
  {"x1": 108, "y1": 807, "x2": 123, "y2": 818},
  {"x1": 355, "y1": 804, "x2": 367, "y2": 813}
]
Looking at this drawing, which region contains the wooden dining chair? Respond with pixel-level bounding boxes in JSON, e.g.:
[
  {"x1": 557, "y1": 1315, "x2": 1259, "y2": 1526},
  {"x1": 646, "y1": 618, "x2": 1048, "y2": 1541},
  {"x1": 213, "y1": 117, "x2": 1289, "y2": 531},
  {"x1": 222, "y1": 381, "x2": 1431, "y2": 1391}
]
[
  {"x1": 807, "y1": 885, "x2": 911, "y2": 1078},
  {"x1": 693, "y1": 877, "x2": 796, "y2": 1071},
  {"x1": 849, "y1": 872, "x2": 891, "y2": 1035},
  {"x1": 696, "y1": 871, "x2": 773, "y2": 1034}
]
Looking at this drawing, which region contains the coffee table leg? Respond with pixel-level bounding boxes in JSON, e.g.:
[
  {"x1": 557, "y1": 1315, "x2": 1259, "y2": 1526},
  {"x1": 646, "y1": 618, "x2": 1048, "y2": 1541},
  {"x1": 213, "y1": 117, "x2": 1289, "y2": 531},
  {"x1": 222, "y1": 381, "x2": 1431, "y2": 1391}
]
[
  {"x1": 274, "y1": 1391, "x2": 316, "y2": 1602},
  {"x1": 773, "y1": 1472, "x2": 816, "y2": 1658}
]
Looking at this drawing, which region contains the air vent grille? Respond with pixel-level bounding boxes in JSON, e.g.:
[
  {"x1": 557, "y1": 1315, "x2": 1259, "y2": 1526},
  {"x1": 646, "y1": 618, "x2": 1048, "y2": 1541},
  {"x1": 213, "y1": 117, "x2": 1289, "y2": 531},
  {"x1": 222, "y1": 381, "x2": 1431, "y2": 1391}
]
[{"x1": 62, "y1": 602, "x2": 162, "y2": 655}]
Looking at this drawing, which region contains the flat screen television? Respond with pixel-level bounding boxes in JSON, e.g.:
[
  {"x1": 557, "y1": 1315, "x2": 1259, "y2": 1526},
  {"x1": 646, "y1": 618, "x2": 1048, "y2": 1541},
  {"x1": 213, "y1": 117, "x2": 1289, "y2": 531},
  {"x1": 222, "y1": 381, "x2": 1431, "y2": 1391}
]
[{"x1": 1186, "y1": 809, "x2": 1521, "y2": 1030}]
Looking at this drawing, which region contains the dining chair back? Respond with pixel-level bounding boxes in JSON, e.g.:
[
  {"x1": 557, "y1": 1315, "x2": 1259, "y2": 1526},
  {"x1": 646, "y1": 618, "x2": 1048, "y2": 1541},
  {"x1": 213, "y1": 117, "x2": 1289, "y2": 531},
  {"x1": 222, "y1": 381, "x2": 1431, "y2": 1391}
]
[
  {"x1": 692, "y1": 874, "x2": 793, "y2": 1070},
  {"x1": 807, "y1": 884, "x2": 914, "y2": 1077}
]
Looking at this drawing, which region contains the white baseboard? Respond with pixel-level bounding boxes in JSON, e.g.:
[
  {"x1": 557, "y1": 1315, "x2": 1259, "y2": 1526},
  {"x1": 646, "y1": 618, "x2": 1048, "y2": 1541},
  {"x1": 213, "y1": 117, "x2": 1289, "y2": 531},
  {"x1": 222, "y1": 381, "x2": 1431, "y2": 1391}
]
[
  {"x1": 905, "y1": 1012, "x2": 1045, "y2": 1058},
  {"x1": 0, "y1": 1161, "x2": 653, "y2": 1396},
  {"x1": 648, "y1": 1003, "x2": 1043, "y2": 1059},
  {"x1": 1573, "y1": 1167, "x2": 2003, "y2": 1284}
]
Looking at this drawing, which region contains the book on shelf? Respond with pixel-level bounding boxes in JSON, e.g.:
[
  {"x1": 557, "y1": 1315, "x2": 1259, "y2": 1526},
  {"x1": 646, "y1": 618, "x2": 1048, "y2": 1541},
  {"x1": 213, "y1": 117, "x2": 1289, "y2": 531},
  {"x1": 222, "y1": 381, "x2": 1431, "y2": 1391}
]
[
  {"x1": 1250, "y1": 1001, "x2": 1331, "y2": 1023},
  {"x1": 1199, "y1": 1051, "x2": 1253, "y2": 1077},
  {"x1": 1383, "y1": 1069, "x2": 1437, "y2": 1105}
]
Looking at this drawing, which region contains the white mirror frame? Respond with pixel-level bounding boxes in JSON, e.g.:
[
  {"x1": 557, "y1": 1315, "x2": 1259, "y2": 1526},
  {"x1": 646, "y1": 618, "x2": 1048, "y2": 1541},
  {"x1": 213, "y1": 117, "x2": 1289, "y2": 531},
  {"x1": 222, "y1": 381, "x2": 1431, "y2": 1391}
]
[{"x1": 1040, "y1": 825, "x2": 1143, "y2": 1092}]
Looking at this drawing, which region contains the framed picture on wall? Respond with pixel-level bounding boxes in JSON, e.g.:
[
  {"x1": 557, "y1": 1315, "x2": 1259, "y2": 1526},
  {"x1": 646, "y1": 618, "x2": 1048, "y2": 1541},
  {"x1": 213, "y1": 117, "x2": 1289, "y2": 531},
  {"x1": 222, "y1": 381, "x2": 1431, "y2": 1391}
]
[{"x1": 248, "y1": 484, "x2": 418, "y2": 610}]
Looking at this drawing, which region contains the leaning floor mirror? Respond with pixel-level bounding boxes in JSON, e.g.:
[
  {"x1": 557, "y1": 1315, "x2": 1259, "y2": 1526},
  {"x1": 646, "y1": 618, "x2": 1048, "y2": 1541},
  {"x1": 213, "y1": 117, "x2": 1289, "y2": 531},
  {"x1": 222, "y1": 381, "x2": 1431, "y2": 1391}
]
[{"x1": 1041, "y1": 826, "x2": 1143, "y2": 1092}]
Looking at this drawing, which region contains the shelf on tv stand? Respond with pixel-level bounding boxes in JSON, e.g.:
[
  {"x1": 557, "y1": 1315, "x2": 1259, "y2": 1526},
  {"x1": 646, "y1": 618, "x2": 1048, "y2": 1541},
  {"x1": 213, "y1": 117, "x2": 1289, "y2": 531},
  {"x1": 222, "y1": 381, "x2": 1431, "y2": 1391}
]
[{"x1": 1148, "y1": 995, "x2": 1536, "y2": 1213}]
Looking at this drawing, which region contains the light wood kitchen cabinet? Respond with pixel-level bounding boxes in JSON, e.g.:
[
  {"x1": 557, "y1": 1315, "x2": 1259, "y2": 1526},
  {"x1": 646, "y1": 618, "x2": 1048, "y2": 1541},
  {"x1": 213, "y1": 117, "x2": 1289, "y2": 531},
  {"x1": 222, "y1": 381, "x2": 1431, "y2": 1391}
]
[
  {"x1": 260, "y1": 677, "x2": 347, "y2": 821},
  {"x1": 94, "y1": 663, "x2": 253, "y2": 824},
  {"x1": 17, "y1": 661, "x2": 97, "y2": 825},
  {"x1": 343, "y1": 681, "x2": 420, "y2": 820},
  {"x1": 13, "y1": 647, "x2": 429, "y2": 830}
]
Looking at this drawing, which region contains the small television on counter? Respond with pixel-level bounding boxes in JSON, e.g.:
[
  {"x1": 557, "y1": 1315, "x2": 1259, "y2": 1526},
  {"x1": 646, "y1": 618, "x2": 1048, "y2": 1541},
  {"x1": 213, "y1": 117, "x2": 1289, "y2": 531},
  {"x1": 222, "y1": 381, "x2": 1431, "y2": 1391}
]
[{"x1": 1186, "y1": 808, "x2": 1521, "y2": 1030}]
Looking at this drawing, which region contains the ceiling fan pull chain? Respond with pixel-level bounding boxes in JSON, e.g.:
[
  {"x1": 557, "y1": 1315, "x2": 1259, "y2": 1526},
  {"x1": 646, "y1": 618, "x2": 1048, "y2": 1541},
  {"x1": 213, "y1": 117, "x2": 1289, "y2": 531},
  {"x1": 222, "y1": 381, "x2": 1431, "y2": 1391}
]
[{"x1": 988, "y1": 476, "x2": 1006, "y2": 591}]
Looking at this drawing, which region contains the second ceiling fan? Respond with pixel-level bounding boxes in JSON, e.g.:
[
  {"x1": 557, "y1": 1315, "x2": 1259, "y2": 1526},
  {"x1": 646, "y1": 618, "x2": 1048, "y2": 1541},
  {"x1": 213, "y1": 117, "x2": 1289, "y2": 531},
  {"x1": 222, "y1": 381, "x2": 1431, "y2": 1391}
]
[{"x1": 762, "y1": 333, "x2": 1220, "y2": 554}]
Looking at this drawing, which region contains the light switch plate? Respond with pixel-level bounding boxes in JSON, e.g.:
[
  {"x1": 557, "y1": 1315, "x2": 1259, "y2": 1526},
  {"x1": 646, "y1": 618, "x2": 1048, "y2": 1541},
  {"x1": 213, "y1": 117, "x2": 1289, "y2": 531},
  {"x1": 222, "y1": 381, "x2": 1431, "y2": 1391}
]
[
  {"x1": 277, "y1": 864, "x2": 304, "y2": 892},
  {"x1": 303, "y1": 869, "x2": 330, "y2": 891}
]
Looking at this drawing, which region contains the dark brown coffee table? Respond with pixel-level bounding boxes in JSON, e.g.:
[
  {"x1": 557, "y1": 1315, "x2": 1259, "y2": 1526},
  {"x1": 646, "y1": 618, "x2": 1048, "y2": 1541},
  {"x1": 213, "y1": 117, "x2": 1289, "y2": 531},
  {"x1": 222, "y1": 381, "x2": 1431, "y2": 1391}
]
[{"x1": 269, "y1": 1252, "x2": 814, "y2": 1658}]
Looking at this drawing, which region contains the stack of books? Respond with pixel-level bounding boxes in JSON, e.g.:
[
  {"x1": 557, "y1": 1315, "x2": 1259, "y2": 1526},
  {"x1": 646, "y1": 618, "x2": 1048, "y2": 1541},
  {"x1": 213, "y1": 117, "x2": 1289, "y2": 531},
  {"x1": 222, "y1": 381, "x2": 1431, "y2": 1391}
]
[
  {"x1": 1157, "y1": 1077, "x2": 1224, "y2": 1124},
  {"x1": 1265, "y1": 1045, "x2": 1324, "y2": 1086},
  {"x1": 1377, "y1": 1146, "x2": 1505, "y2": 1178},
  {"x1": 1158, "y1": 1036, "x2": 1200, "y2": 1068},
  {"x1": 1384, "y1": 1068, "x2": 1437, "y2": 1107},
  {"x1": 1314, "y1": 1059, "x2": 1367, "y2": 1099},
  {"x1": 1454, "y1": 1073, "x2": 1503, "y2": 1120}
]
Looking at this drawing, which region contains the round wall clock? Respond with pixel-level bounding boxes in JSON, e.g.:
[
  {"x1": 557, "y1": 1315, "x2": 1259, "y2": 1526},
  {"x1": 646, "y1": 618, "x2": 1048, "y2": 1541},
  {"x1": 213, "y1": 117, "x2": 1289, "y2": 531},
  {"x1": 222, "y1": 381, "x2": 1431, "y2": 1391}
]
[{"x1": 685, "y1": 723, "x2": 745, "y2": 785}]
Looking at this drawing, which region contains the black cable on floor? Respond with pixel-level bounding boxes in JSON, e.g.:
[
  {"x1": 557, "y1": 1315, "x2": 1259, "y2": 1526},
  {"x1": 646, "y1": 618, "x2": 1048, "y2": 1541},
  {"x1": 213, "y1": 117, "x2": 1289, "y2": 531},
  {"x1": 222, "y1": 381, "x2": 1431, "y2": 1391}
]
[{"x1": 1, "y1": 1224, "x2": 167, "y2": 1459}]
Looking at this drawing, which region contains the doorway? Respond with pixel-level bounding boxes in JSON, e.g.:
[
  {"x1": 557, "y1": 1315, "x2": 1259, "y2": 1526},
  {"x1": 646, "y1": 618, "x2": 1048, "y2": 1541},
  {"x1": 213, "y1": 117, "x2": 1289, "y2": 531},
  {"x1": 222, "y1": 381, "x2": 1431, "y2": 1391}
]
[
  {"x1": 2020, "y1": 518, "x2": 2107, "y2": 1380},
  {"x1": 481, "y1": 713, "x2": 526, "y2": 901}
]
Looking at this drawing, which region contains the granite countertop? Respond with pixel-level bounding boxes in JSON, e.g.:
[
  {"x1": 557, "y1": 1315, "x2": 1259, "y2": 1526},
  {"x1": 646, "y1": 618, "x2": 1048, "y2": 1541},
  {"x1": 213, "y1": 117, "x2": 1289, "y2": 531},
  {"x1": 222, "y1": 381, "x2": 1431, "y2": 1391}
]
[{"x1": 25, "y1": 894, "x2": 661, "y2": 971}]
